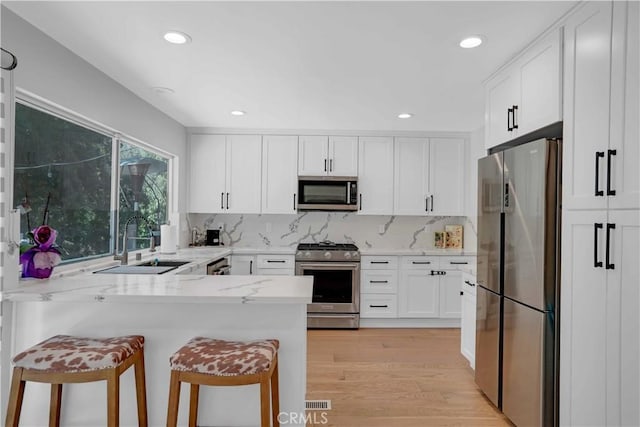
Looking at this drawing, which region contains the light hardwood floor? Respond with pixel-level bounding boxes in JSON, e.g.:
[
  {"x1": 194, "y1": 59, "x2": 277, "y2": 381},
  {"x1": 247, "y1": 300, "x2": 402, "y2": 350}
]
[{"x1": 306, "y1": 328, "x2": 512, "y2": 427}]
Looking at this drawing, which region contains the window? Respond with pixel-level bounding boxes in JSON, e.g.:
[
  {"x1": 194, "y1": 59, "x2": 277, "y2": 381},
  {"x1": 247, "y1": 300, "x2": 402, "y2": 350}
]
[{"x1": 13, "y1": 102, "x2": 170, "y2": 262}]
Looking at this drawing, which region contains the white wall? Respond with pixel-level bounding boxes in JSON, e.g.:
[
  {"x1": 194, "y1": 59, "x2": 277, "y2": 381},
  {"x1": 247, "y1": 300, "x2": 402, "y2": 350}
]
[
  {"x1": 465, "y1": 126, "x2": 485, "y2": 251},
  {"x1": 0, "y1": 7, "x2": 188, "y2": 210}
]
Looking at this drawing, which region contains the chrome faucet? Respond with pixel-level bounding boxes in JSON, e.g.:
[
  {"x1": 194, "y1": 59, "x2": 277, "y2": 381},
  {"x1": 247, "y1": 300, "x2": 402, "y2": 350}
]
[{"x1": 114, "y1": 214, "x2": 156, "y2": 265}]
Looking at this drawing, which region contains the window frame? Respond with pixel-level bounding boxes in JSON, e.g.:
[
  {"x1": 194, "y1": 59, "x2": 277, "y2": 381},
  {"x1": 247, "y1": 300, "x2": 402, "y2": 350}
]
[{"x1": 14, "y1": 90, "x2": 175, "y2": 263}]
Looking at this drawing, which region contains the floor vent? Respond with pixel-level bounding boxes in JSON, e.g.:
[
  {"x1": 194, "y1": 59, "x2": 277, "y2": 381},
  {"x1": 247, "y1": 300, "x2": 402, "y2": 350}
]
[{"x1": 306, "y1": 400, "x2": 331, "y2": 410}]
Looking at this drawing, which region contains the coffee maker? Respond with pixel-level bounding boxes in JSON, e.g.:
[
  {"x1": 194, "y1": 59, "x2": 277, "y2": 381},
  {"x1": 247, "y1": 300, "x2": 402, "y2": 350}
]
[{"x1": 206, "y1": 229, "x2": 221, "y2": 246}]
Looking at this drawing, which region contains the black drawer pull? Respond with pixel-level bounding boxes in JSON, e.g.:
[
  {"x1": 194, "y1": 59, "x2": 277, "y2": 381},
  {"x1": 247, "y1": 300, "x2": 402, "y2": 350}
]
[
  {"x1": 266, "y1": 260, "x2": 286, "y2": 263},
  {"x1": 430, "y1": 270, "x2": 446, "y2": 276},
  {"x1": 464, "y1": 280, "x2": 476, "y2": 287},
  {"x1": 369, "y1": 305, "x2": 389, "y2": 308},
  {"x1": 412, "y1": 261, "x2": 431, "y2": 265},
  {"x1": 369, "y1": 280, "x2": 389, "y2": 284},
  {"x1": 449, "y1": 261, "x2": 468, "y2": 265},
  {"x1": 371, "y1": 261, "x2": 389, "y2": 264}
]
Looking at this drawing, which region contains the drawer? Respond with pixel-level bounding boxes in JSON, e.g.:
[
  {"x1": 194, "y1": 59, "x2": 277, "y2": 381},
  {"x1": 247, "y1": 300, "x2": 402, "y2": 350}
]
[
  {"x1": 361, "y1": 270, "x2": 398, "y2": 294},
  {"x1": 440, "y1": 256, "x2": 475, "y2": 270},
  {"x1": 256, "y1": 268, "x2": 294, "y2": 276},
  {"x1": 361, "y1": 294, "x2": 398, "y2": 318},
  {"x1": 361, "y1": 256, "x2": 398, "y2": 270},
  {"x1": 461, "y1": 272, "x2": 477, "y2": 296},
  {"x1": 401, "y1": 256, "x2": 439, "y2": 270},
  {"x1": 256, "y1": 254, "x2": 295, "y2": 269}
]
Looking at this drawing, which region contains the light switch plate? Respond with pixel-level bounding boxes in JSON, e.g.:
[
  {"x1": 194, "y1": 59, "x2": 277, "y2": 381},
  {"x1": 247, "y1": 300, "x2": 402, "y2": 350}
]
[{"x1": 378, "y1": 224, "x2": 385, "y2": 234}]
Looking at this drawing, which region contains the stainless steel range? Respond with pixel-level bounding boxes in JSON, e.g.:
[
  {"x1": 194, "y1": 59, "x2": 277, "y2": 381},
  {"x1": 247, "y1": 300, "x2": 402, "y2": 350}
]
[{"x1": 295, "y1": 242, "x2": 360, "y2": 329}]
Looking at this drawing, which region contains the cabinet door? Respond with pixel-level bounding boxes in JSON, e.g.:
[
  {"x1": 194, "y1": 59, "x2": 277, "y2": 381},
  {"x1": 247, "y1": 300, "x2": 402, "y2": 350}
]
[
  {"x1": 262, "y1": 135, "x2": 298, "y2": 214},
  {"x1": 398, "y1": 270, "x2": 439, "y2": 318},
  {"x1": 607, "y1": 210, "x2": 640, "y2": 426},
  {"x1": 461, "y1": 277, "x2": 477, "y2": 368},
  {"x1": 439, "y1": 270, "x2": 462, "y2": 318},
  {"x1": 609, "y1": 1, "x2": 640, "y2": 210},
  {"x1": 189, "y1": 134, "x2": 226, "y2": 213},
  {"x1": 560, "y1": 209, "x2": 608, "y2": 426},
  {"x1": 328, "y1": 136, "x2": 358, "y2": 176},
  {"x1": 394, "y1": 137, "x2": 429, "y2": 215},
  {"x1": 485, "y1": 70, "x2": 519, "y2": 150},
  {"x1": 517, "y1": 28, "x2": 563, "y2": 135},
  {"x1": 358, "y1": 137, "x2": 394, "y2": 215},
  {"x1": 226, "y1": 135, "x2": 262, "y2": 214},
  {"x1": 429, "y1": 138, "x2": 465, "y2": 216},
  {"x1": 298, "y1": 136, "x2": 328, "y2": 176},
  {"x1": 230, "y1": 255, "x2": 256, "y2": 275},
  {"x1": 563, "y1": 2, "x2": 612, "y2": 210}
]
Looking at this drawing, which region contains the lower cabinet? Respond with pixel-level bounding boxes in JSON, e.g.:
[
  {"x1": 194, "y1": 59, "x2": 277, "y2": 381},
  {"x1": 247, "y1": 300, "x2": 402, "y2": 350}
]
[
  {"x1": 360, "y1": 256, "x2": 398, "y2": 319},
  {"x1": 361, "y1": 294, "x2": 398, "y2": 318},
  {"x1": 460, "y1": 272, "x2": 477, "y2": 368},
  {"x1": 398, "y1": 269, "x2": 440, "y2": 317},
  {"x1": 256, "y1": 254, "x2": 295, "y2": 275},
  {"x1": 230, "y1": 255, "x2": 256, "y2": 275},
  {"x1": 439, "y1": 269, "x2": 462, "y2": 318}
]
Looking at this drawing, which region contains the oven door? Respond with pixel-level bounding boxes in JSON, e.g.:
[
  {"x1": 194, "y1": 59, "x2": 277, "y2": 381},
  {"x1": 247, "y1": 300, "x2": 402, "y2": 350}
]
[{"x1": 295, "y1": 262, "x2": 360, "y2": 314}]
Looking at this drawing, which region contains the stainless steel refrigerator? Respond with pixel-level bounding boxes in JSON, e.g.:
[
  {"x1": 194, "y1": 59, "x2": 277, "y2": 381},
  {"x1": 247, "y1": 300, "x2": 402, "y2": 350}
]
[{"x1": 476, "y1": 138, "x2": 561, "y2": 427}]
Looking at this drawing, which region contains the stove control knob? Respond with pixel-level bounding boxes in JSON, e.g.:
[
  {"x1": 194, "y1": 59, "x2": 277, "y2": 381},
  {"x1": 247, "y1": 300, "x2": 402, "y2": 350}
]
[
  {"x1": 352, "y1": 252, "x2": 359, "y2": 258},
  {"x1": 324, "y1": 251, "x2": 332, "y2": 259},
  {"x1": 305, "y1": 251, "x2": 311, "y2": 257},
  {"x1": 344, "y1": 252, "x2": 352, "y2": 259},
  {"x1": 296, "y1": 251, "x2": 302, "y2": 257}
]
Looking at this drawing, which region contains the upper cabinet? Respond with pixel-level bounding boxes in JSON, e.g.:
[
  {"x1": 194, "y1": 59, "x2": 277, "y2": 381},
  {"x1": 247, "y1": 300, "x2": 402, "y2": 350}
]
[
  {"x1": 394, "y1": 137, "x2": 465, "y2": 216},
  {"x1": 188, "y1": 134, "x2": 262, "y2": 214},
  {"x1": 298, "y1": 135, "x2": 358, "y2": 176},
  {"x1": 485, "y1": 29, "x2": 563, "y2": 150},
  {"x1": 358, "y1": 137, "x2": 394, "y2": 215},
  {"x1": 262, "y1": 135, "x2": 298, "y2": 214}
]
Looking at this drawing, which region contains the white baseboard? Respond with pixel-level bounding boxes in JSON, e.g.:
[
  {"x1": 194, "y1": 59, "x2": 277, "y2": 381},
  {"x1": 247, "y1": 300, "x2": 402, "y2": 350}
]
[{"x1": 360, "y1": 318, "x2": 461, "y2": 328}]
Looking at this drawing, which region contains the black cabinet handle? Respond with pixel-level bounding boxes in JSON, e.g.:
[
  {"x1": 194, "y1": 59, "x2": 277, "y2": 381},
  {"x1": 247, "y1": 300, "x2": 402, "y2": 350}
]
[
  {"x1": 412, "y1": 261, "x2": 431, "y2": 265},
  {"x1": 249, "y1": 260, "x2": 253, "y2": 275},
  {"x1": 595, "y1": 152, "x2": 605, "y2": 196},
  {"x1": 512, "y1": 105, "x2": 519, "y2": 129},
  {"x1": 594, "y1": 223, "x2": 603, "y2": 268},
  {"x1": 293, "y1": 194, "x2": 296, "y2": 211},
  {"x1": 369, "y1": 305, "x2": 389, "y2": 308},
  {"x1": 605, "y1": 223, "x2": 615, "y2": 270},
  {"x1": 460, "y1": 291, "x2": 464, "y2": 296},
  {"x1": 359, "y1": 194, "x2": 362, "y2": 211},
  {"x1": 324, "y1": 159, "x2": 327, "y2": 172},
  {"x1": 430, "y1": 195, "x2": 434, "y2": 212},
  {"x1": 606, "y1": 149, "x2": 617, "y2": 196},
  {"x1": 221, "y1": 192, "x2": 224, "y2": 209},
  {"x1": 425, "y1": 197, "x2": 428, "y2": 212},
  {"x1": 330, "y1": 159, "x2": 333, "y2": 172},
  {"x1": 371, "y1": 261, "x2": 389, "y2": 264},
  {"x1": 266, "y1": 260, "x2": 286, "y2": 263},
  {"x1": 507, "y1": 107, "x2": 513, "y2": 132},
  {"x1": 450, "y1": 261, "x2": 468, "y2": 265},
  {"x1": 226, "y1": 192, "x2": 229, "y2": 209},
  {"x1": 464, "y1": 280, "x2": 476, "y2": 287},
  {"x1": 370, "y1": 280, "x2": 389, "y2": 284},
  {"x1": 430, "y1": 270, "x2": 446, "y2": 276}
]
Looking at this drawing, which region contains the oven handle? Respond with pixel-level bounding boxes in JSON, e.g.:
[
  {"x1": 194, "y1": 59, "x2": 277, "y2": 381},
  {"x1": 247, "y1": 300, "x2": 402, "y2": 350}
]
[{"x1": 295, "y1": 262, "x2": 360, "y2": 271}]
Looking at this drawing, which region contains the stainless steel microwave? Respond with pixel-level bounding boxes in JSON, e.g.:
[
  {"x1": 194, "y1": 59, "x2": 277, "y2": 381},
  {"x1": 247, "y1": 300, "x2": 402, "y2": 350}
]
[{"x1": 297, "y1": 176, "x2": 358, "y2": 211}]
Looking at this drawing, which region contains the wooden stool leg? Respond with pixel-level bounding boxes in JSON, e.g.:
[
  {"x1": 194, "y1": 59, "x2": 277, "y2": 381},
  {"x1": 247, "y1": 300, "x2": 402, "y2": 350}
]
[
  {"x1": 134, "y1": 350, "x2": 148, "y2": 427},
  {"x1": 271, "y1": 360, "x2": 280, "y2": 427},
  {"x1": 107, "y1": 369, "x2": 120, "y2": 427},
  {"x1": 5, "y1": 367, "x2": 26, "y2": 427},
  {"x1": 166, "y1": 371, "x2": 181, "y2": 427},
  {"x1": 188, "y1": 384, "x2": 199, "y2": 427},
  {"x1": 260, "y1": 375, "x2": 271, "y2": 427},
  {"x1": 49, "y1": 383, "x2": 63, "y2": 427}
]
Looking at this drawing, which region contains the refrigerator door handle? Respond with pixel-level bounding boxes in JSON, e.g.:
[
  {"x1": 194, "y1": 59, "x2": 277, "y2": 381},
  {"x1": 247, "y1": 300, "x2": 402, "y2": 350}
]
[
  {"x1": 605, "y1": 223, "x2": 615, "y2": 270},
  {"x1": 504, "y1": 183, "x2": 510, "y2": 208},
  {"x1": 594, "y1": 223, "x2": 603, "y2": 268},
  {"x1": 595, "y1": 151, "x2": 605, "y2": 196}
]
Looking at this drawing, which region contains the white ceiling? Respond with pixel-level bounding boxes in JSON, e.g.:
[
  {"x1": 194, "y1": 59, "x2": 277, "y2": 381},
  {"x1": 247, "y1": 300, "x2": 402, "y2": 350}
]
[{"x1": 4, "y1": 1, "x2": 577, "y2": 132}]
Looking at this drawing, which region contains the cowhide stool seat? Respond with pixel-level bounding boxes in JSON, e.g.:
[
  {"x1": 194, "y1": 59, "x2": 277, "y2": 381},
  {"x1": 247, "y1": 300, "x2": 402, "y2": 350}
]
[
  {"x1": 167, "y1": 337, "x2": 280, "y2": 427},
  {"x1": 5, "y1": 335, "x2": 147, "y2": 427}
]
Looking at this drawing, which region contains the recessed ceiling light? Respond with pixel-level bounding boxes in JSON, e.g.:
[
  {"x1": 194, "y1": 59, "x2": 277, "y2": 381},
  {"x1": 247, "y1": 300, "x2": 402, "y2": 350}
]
[
  {"x1": 460, "y1": 36, "x2": 483, "y2": 49},
  {"x1": 230, "y1": 110, "x2": 246, "y2": 116},
  {"x1": 163, "y1": 31, "x2": 191, "y2": 44},
  {"x1": 152, "y1": 86, "x2": 175, "y2": 95},
  {"x1": 398, "y1": 113, "x2": 413, "y2": 119}
]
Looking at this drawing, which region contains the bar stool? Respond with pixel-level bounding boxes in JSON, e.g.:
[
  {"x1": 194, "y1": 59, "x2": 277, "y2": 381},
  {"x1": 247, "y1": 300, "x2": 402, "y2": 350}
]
[
  {"x1": 5, "y1": 335, "x2": 147, "y2": 427},
  {"x1": 167, "y1": 337, "x2": 280, "y2": 427}
]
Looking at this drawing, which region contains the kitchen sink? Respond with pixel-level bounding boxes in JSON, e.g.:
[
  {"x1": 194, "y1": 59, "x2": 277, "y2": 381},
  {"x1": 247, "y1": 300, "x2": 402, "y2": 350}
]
[{"x1": 94, "y1": 260, "x2": 192, "y2": 275}]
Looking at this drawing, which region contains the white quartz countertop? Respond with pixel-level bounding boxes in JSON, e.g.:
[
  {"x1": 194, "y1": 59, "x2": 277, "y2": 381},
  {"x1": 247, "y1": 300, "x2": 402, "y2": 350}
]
[{"x1": 3, "y1": 274, "x2": 313, "y2": 304}]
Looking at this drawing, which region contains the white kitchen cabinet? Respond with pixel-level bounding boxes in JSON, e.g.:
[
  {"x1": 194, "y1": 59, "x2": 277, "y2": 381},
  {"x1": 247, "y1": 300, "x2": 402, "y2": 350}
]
[
  {"x1": 360, "y1": 256, "x2": 399, "y2": 319},
  {"x1": 460, "y1": 272, "x2": 477, "y2": 368},
  {"x1": 484, "y1": 28, "x2": 562, "y2": 150},
  {"x1": 230, "y1": 255, "x2": 256, "y2": 275},
  {"x1": 256, "y1": 254, "x2": 295, "y2": 274},
  {"x1": 361, "y1": 294, "x2": 398, "y2": 318},
  {"x1": 188, "y1": 134, "x2": 262, "y2": 214},
  {"x1": 298, "y1": 135, "x2": 357, "y2": 176},
  {"x1": 358, "y1": 137, "x2": 394, "y2": 215},
  {"x1": 438, "y1": 269, "x2": 462, "y2": 318},
  {"x1": 398, "y1": 269, "x2": 440, "y2": 318},
  {"x1": 262, "y1": 135, "x2": 298, "y2": 214},
  {"x1": 394, "y1": 138, "x2": 465, "y2": 216}
]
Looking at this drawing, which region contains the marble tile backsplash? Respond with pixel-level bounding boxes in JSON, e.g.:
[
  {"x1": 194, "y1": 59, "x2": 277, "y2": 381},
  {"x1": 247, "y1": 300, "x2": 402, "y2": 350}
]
[{"x1": 188, "y1": 213, "x2": 477, "y2": 251}]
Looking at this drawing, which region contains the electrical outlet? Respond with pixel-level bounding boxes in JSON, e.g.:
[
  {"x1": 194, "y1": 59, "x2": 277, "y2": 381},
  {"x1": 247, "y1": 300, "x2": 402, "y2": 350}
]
[{"x1": 378, "y1": 224, "x2": 386, "y2": 234}]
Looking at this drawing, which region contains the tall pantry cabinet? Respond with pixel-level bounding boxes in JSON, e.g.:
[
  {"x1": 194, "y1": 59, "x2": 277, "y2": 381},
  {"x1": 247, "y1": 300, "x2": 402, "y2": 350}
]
[{"x1": 560, "y1": 2, "x2": 639, "y2": 426}]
